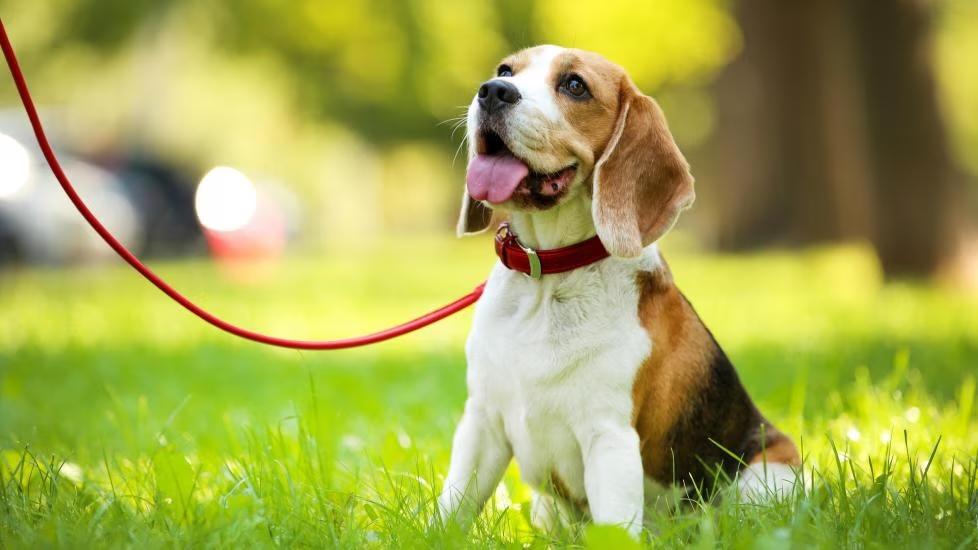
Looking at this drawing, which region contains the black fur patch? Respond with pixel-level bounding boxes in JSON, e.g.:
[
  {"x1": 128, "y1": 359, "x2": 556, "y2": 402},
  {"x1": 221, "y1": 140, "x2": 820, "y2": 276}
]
[{"x1": 659, "y1": 296, "x2": 774, "y2": 494}]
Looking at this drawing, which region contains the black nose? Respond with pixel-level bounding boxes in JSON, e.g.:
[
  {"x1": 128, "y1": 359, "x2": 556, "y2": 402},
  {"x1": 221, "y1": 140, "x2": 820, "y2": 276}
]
[{"x1": 477, "y1": 80, "x2": 521, "y2": 113}]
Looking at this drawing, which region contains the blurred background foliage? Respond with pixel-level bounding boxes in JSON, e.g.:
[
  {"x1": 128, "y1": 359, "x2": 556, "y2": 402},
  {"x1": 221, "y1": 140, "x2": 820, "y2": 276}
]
[{"x1": 0, "y1": 0, "x2": 975, "y2": 279}]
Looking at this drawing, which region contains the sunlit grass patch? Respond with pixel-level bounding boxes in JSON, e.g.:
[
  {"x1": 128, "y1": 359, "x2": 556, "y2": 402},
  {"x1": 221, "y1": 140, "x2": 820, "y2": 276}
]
[
  {"x1": 1, "y1": 377, "x2": 975, "y2": 548},
  {"x1": 1, "y1": 240, "x2": 976, "y2": 547}
]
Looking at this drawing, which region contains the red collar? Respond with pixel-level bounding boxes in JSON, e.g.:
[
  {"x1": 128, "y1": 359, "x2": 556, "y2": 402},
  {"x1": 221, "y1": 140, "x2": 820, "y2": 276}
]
[{"x1": 494, "y1": 223, "x2": 610, "y2": 279}]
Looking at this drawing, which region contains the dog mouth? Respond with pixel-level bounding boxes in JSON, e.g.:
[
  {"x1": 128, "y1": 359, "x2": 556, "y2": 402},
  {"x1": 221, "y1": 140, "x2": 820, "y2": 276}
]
[{"x1": 466, "y1": 129, "x2": 576, "y2": 205}]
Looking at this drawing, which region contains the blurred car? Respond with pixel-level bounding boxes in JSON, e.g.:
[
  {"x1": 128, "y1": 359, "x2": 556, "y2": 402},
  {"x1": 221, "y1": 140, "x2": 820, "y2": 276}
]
[{"x1": 0, "y1": 112, "x2": 203, "y2": 266}]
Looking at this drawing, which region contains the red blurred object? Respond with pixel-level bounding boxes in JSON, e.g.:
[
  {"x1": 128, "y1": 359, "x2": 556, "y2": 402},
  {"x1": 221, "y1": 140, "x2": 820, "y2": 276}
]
[{"x1": 203, "y1": 192, "x2": 286, "y2": 261}]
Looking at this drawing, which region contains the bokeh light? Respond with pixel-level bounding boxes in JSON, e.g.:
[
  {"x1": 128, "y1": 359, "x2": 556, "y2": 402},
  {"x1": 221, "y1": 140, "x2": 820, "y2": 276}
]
[
  {"x1": 194, "y1": 166, "x2": 257, "y2": 232},
  {"x1": 0, "y1": 133, "x2": 31, "y2": 200}
]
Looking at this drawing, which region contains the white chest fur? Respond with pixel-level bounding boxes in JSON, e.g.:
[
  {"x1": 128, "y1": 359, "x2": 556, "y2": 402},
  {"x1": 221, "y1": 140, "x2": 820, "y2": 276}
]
[{"x1": 464, "y1": 250, "x2": 657, "y2": 501}]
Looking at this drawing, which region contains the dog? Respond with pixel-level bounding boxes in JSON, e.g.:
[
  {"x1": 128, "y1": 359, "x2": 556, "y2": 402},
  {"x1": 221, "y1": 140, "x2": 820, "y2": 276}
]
[{"x1": 437, "y1": 45, "x2": 800, "y2": 536}]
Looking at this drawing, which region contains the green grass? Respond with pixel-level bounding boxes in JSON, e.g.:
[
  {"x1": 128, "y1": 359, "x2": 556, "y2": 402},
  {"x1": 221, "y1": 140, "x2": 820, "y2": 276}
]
[{"x1": 1, "y1": 236, "x2": 976, "y2": 548}]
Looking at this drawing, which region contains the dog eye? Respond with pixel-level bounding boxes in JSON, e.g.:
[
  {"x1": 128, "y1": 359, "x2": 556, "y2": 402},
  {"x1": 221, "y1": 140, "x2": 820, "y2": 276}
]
[
  {"x1": 561, "y1": 74, "x2": 590, "y2": 99},
  {"x1": 497, "y1": 64, "x2": 513, "y2": 77}
]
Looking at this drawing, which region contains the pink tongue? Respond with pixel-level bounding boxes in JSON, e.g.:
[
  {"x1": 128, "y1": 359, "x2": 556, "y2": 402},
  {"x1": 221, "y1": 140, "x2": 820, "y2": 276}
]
[{"x1": 466, "y1": 153, "x2": 529, "y2": 204}]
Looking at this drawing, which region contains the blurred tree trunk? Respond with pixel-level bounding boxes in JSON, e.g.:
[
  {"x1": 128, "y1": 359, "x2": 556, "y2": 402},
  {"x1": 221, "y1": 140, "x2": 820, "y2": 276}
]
[
  {"x1": 711, "y1": 0, "x2": 961, "y2": 278},
  {"x1": 850, "y1": 0, "x2": 958, "y2": 276}
]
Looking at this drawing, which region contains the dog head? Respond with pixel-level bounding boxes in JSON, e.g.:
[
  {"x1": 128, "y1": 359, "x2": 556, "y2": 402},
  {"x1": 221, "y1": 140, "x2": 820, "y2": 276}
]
[{"x1": 457, "y1": 45, "x2": 694, "y2": 257}]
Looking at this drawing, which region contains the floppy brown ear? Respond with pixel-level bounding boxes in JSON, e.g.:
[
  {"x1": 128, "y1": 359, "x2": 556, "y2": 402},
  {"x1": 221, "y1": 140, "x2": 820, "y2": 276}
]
[
  {"x1": 456, "y1": 192, "x2": 493, "y2": 236},
  {"x1": 592, "y1": 84, "x2": 695, "y2": 257}
]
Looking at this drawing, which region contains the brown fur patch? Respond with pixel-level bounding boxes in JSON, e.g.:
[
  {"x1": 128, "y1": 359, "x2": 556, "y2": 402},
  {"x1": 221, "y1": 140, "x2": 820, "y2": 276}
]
[
  {"x1": 496, "y1": 48, "x2": 535, "y2": 76},
  {"x1": 631, "y1": 264, "x2": 716, "y2": 483},
  {"x1": 552, "y1": 50, "x2": 624, "y2": 156},
  {"x1": 748, "y1": 433, "x2": 801, "y2": 466},
  {"x1": 632, "y1": 261, "x2": 798, "y2": 490}
]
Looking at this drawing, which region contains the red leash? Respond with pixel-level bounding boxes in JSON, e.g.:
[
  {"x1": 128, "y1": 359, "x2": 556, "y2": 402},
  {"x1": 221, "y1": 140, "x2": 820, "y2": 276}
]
[{"x1": 0, "y1": 18, "x2": 484, "y2": 350}]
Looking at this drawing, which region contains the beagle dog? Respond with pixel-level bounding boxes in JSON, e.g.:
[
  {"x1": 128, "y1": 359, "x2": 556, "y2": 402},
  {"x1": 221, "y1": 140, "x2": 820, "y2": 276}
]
[{"x1": 437, "y1": 45, "x2": 800, "y2": 536}]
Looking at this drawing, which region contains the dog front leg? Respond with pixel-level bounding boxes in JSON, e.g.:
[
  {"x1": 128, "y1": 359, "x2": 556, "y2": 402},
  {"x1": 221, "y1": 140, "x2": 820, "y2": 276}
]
[
  {"x1": 582, "y1": 427, "x2": 644, "y2": 537},
  {"x1": 436, "y1": 400, "x2": 511, "y2": 530}
]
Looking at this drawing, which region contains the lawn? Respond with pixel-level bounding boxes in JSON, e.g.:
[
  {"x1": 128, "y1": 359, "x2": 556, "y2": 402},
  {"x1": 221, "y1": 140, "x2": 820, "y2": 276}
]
[{"x1": 1, "y1": 236, "x2": 976, "y2": 548}]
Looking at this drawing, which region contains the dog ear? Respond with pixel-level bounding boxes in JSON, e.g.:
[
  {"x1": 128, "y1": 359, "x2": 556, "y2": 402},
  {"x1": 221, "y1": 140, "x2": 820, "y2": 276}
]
[
  {"x1": 456, "y1": 192, "x2": 493, "y2": 236},
  {"x1": 592, "y1": 82, "x2": 695, "y2": 257},
  {"x1": 456, "y1": 132, "x2": 495, "y2": 236}
]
